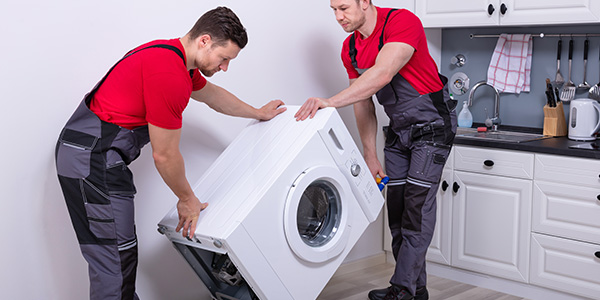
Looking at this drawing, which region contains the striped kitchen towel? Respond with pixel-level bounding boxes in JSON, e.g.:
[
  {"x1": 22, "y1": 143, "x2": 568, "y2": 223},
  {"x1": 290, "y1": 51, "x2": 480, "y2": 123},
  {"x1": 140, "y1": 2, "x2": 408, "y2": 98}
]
[{"x1": 487, "y1": 34, "x2": 533, "y2": 94}]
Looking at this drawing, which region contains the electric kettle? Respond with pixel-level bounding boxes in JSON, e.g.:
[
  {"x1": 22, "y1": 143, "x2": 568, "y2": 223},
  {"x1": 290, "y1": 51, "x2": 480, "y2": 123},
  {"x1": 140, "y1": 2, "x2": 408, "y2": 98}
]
[{"x1": 568, "y1": 98, "x2": 600, "y2": 141}]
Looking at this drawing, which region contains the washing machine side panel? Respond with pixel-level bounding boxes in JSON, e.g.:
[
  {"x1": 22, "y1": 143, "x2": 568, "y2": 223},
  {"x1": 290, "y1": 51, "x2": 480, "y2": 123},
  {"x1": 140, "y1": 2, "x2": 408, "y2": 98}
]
[
  {"x1": 237, "y1": 137, "x2": 371, "y2": 300},
  {"x1": 224, "y1": 225, "x2": 293, "y2": 300},
  {"x1": 317, "y1": 112, "x2": 385, "y2": 223}
]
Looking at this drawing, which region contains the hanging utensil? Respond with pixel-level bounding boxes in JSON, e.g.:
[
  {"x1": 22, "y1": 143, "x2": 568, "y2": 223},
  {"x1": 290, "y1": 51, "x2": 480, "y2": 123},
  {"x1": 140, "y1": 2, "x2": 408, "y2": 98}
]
[
  {"x1": 554, "y1": 39, "x2": 565, "y2": 86},
  {"x1": 578, "y1": 38, "x2": 591, "y2": 89},
  {"x1": 589, "y1": 42, "x2": 600, "y2": 100},
  {"x1": 560, "y1": 38, "x2": 576, "y2": 101}
]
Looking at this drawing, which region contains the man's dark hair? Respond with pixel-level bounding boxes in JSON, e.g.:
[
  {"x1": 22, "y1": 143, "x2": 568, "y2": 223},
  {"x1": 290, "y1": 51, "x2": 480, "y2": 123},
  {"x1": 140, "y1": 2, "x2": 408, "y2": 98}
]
[{"x1": 188, "y1": 6, "x2": 248, "y2": 49}]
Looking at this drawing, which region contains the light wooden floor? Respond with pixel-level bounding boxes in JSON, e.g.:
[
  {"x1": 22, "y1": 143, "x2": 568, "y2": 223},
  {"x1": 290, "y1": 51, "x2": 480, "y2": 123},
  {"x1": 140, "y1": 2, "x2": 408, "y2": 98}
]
[{"x1": 317, "y1": 262, "x2": 529, "y2": 300}]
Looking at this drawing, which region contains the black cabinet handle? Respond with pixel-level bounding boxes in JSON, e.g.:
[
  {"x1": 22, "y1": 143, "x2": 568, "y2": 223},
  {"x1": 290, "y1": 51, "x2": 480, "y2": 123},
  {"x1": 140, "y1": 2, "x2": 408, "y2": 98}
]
[
  {"x1": 488, "y1": 4, "x2": 495, "y2": 15},
  {"x1": 597, "y1": 195, "x2": 600, "y2": 201},
  {"x1": 441, "y1": 180, "x2": 449, "y2": 191},
  {"x1": 595, "y1": 251, "x2": 600, "y2": 259},
  {"x1": 484, "y1": 160, "x2": 495, "y2": 167},
  {"x1": 500, "y1": 3, "x2": 507, "y2": 15},
  {"x1": 453, "y1": 182, "x2": 460, "y2": 193}
]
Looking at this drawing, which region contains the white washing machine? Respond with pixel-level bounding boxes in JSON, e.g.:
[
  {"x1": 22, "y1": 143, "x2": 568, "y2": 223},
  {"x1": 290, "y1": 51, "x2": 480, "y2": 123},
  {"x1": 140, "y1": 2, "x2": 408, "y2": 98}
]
[{"x1": 157, "y1": 106, "x2": 384, "y2": 300}]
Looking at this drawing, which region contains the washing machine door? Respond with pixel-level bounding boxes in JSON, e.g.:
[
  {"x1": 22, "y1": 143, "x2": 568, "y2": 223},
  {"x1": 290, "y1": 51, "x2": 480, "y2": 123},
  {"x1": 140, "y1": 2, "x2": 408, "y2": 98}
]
[{"x1": 284, "y1": 165, "x2": 352, "y2": 263}]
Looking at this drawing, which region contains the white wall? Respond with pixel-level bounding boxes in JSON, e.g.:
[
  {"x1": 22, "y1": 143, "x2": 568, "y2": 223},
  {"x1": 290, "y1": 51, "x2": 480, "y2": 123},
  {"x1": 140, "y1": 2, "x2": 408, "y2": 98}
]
[{"x1": 0, "y1": 1, "x2": 414, "y2": 299}]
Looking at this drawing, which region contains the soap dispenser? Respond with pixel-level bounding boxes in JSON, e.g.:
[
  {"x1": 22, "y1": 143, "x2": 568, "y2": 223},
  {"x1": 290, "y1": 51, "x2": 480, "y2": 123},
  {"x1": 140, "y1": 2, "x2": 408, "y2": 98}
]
[{"x1": 458, "y1": 100, "x2": 473, "y2": 128}]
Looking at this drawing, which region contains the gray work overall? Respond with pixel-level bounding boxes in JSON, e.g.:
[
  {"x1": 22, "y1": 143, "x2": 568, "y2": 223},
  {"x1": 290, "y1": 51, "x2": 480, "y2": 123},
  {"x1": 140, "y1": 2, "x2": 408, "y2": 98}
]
[
  {"x1": 349, "y1": 10, "x2": 457, "y2": 296},
  {"x1": 55, "y1": 44, "x2": 192, "y2": 300}
]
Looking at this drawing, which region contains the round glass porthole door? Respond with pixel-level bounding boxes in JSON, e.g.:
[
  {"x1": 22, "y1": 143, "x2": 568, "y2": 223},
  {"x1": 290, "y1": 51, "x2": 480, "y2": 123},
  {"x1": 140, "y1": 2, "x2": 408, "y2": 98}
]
[
  {"x1": 284, "y1": 166, "x2": 351, "y2": 263},
  {"x1": 296, "y1": 180, "x2": 341, "y2": 247}
]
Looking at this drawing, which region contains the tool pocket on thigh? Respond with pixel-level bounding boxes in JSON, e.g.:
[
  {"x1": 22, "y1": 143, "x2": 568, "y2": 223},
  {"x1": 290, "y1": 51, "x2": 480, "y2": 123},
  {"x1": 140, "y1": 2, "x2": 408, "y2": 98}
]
[
  {"x1": 56, "y1": 128, "x2": 98, "y2": 178},
  {"x1": 81, "y1": 180, "x2": 117, "y2": 240},
  {"x1": 410, "y1": 143, "x2": 450, "y2": 183},
  {"x1": 105, "y1": 149, "x2": 136, "y2": 195},
  {"x1": 86, "y1": 203, "x2": 117, "y2": 240}
]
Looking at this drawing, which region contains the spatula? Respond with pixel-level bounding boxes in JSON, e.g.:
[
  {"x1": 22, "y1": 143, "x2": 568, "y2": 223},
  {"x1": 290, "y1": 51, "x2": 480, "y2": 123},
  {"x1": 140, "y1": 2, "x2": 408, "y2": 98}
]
[
  {"x1": 589, "y1": 42, "x2": 600, "y2": 100},
  {"x1": 560, "y1": 39, "x2": 576, "y2": 101},
  {"x1": 553, "y1": 39, "x2": 565, "y2": 86}
]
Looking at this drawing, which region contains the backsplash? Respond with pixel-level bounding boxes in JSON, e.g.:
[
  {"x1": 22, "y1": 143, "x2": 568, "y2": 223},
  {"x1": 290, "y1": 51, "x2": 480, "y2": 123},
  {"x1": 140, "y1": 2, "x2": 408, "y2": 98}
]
[{"x1": 441, "y1": 25, "x2": 600, "y2": 129}]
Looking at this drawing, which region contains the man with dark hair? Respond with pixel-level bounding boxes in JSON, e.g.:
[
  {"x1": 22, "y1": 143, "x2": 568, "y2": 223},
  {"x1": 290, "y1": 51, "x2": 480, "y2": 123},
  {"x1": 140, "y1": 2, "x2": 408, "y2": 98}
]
[
  {"x1": 55, "y1": 6, "x2": 285, "y2": 300},
  {"x1": 295, "y1": 1, "x2": 456, "y2": 299}
]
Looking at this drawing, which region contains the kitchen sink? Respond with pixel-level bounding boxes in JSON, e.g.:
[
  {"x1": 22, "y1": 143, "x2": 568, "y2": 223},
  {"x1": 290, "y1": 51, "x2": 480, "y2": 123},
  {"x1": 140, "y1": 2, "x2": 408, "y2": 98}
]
[{"x1": 455, "y1": 127, "x2": 552, "y2": 143}]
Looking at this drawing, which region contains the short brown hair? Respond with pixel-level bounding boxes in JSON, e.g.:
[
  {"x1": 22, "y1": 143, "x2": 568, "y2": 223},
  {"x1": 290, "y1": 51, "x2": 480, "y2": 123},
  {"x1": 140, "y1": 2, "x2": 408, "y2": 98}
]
[{"x1": 188, "y1": 6, "x2": 248, "y2": 49}]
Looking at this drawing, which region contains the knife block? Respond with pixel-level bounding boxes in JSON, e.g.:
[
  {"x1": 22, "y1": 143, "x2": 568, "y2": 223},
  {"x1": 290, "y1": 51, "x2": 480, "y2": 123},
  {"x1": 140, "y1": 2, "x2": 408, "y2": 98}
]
[{"x1": 543, "y1": 102, "x2": 567, "y2": 136}]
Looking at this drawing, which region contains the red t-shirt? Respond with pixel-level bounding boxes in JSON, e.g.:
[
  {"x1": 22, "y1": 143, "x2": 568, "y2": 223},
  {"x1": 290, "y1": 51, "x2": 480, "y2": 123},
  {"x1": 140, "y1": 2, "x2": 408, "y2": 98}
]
[
  {"x1": 341, "y1": 7, "x2": 442, "y2": 95},
  {"x1": 90, "y1": 39, "x2": 207, "y2": 130}
]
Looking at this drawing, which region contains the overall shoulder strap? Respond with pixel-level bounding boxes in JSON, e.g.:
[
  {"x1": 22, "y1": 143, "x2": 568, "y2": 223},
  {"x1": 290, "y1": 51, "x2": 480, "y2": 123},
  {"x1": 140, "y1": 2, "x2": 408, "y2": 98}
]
[
  {"x1": 378, "y1": 8, "x2": 398, "y2": 51},
  {"x1": 87, "y1": 44, "x2": 193, "y2": 102},
  {"x1": 349, "y1": 33, "x2": 358, "y2": 69}
]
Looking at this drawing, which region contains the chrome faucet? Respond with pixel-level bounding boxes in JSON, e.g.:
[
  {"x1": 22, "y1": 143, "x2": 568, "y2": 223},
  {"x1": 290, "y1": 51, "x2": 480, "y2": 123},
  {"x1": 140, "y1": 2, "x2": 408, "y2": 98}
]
[{"x1": 468, "y1": 81, "x2": 501, "y2": 131}]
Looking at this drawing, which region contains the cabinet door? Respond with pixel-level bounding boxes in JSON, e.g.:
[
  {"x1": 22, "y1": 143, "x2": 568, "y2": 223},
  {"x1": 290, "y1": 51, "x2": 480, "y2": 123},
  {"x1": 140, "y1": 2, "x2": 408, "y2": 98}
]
[
  {"x1": 427, "y1": 169, "x2": 453, "y2": 265},
  {"x1": 530, "y1": 233, "x2": 600, "y2": 299},
  {"x1": 416, "y1": 0, "x2": 499, "y2": 28},
  {"x1": 533, "y1": 181, "x2": 600, "y2": 245},
  {"x1": 452, "y1": 171, "x2": 532, "y2": 282},
  {"x1": 500, "y1": 0, "x2": 600, "y2": 26},
  {"x1": 416, "y1": 0, "x2": 600, "y2": 27}
]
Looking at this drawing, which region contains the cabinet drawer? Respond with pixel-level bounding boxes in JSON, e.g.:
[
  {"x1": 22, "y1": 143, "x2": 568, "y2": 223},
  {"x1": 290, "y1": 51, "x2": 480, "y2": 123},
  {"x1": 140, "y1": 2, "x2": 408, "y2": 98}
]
[
  {"x1": 530, "y1": 233, "x2": 600, "y2": 299},
  {"x1": 533, "y1": 181, "x2": 600, "y2": 244},
  {"x1": 535, "y1": 154, "x2": 600, "y2": 187},
  {"x1": 454, "y1": 146, "x2": 534, "y2": 179}
]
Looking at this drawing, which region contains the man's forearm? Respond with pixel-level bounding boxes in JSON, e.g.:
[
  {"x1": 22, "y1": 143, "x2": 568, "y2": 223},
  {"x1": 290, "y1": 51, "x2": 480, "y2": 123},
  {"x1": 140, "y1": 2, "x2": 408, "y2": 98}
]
[
  {"x1": 331, "y1": 67, "x2": 391, "y2": 108},
  {"x1": 354, "y1": 99, "x2": 378, "y2": 159},
  {"x1": 192, "y1": 83, "x2": 259, "y2": 119},
  {"x1": 153, "y1": 151, "x2": 195, "y2": 201}
]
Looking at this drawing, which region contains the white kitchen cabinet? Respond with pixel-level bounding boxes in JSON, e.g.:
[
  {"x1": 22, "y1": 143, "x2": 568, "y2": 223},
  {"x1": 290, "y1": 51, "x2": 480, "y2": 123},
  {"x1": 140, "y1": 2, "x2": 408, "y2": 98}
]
[
  {"x1": 530, "y1": 154, "x2": 600, "y2": 298},
  {"x1": 451, "y1": 169, "x2": 532, "y2": 283},
  {"x1": 423, "y1": 146, "x2": 600, "y2": 299},
  {"x1": 533, "y1": 181, "x2": 600, "y2": 245},
  {"x1": 451, "y1": 146, "x2": 534, "y2": 283},
  {"x1": 427, "y1": 146, "x2": 534, "y2": 282},
  {"x1": 454, "y1": 144, "x2": 534, "y2": 179},
  {"x1": 415, "y1": 0, "x2": 600, "y2": 28},
  {"x1": 426, "y1": 168, "x2": 453, "y2": 265},
  {"x1": 534, "y1": 153, "x2": 600, "y2": 188},
  {"x1": 530, "y1": 233, "x2": 600, "y2": 299}
]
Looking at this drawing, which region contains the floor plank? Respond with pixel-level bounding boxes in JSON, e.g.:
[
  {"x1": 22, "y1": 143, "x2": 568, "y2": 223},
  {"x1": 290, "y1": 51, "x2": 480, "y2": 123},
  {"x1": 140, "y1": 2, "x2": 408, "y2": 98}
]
[{"x1": 317, "y1": 262, "x2": 529, "y2": 300}]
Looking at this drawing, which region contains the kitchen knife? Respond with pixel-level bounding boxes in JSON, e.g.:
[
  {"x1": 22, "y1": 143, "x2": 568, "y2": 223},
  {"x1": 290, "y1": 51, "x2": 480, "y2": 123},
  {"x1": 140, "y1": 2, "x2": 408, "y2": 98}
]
[
  {"x1": 546, "y1": 78, "x2": 556, "y2": 107},
  {"x1": 554, "y1": 86, "x2": 561, "y2": 104},
  {"x1": 546, "y1": 90, "x2": 555, "y2": 107}
]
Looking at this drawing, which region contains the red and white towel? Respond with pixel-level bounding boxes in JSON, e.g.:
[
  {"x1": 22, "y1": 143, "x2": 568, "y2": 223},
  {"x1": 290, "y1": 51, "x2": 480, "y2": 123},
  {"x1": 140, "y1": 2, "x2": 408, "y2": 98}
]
[{"x1": 487, "y1": 34, "x2": 533, "y2": 94}]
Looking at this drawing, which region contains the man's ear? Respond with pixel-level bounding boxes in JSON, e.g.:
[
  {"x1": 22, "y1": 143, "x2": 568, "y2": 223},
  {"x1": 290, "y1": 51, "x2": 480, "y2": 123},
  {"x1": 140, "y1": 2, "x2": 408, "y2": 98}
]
[
  {"x1": 197, "y1": 34, "x2": 212, "y2": 48},
  {"x1": 360, "y1": 0, "x2": 370, "y2": 10}
]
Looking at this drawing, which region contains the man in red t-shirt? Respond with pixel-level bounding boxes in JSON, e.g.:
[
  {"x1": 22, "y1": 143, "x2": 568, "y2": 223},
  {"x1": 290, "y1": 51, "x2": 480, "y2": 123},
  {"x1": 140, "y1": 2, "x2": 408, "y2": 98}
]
[
  {"x1": 55, "y1": 7, "x2": 285, "y2": 300},
  {"x1": 295, "y1": 1, "x2": 457, "y2": 299}
]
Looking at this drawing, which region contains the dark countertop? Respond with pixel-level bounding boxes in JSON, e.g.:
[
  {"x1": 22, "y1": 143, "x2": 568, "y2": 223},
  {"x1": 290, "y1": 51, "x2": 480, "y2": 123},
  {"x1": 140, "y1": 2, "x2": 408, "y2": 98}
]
[
  {"x1": 453, "y1": 124, "x2": 600, "y2": 160},
  {"x1": 455, "y1": 135, "x2": 600, "y2": 159}
]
